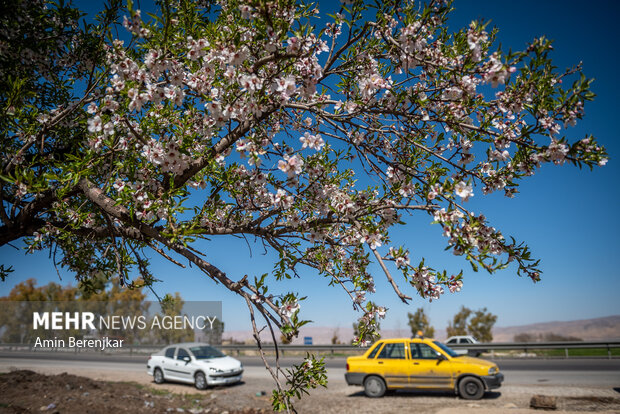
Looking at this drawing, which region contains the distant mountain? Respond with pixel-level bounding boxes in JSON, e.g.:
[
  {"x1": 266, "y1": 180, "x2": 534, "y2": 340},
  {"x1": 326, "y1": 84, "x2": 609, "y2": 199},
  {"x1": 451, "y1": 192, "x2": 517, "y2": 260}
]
[
  {"x1": 491, "y1": 315, "x2": 620, "y2": 342},
  {"x1": 223, "y1": 315, "x2": 620, "y2": 345}
]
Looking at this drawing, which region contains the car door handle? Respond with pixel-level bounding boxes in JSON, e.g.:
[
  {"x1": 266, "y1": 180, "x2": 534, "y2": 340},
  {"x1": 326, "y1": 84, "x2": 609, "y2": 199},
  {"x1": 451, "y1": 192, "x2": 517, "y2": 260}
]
[
  {"x1": 378, "y1": 361, "x2": 383, "y2": 364},
  {"x1": 412, "y1": 362, "x2": 419, "y2": 365}
]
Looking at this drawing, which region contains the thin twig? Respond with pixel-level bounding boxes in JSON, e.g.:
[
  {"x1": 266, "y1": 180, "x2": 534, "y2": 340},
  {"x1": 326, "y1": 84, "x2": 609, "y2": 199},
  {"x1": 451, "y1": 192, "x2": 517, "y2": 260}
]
[
  {"x1": 244, "y1": 296, "x2": 288, "y2": 411},
  {"x1": 147, "y1": 241, "x2": 185, "y2": 267},
  {"x1": 371, "y1": 247, "x2": 411, "y2": 303}
]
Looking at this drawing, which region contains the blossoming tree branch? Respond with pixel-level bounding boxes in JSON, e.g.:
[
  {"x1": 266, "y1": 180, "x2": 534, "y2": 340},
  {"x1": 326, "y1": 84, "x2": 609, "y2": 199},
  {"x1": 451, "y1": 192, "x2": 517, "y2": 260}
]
[{"x1": 0, "y1": 0, "x2": 607, "y2": 410}]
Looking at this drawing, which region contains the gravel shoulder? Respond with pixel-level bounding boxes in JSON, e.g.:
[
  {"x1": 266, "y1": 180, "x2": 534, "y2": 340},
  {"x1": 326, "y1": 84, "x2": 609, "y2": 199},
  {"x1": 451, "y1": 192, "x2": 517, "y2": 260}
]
[{"x1": 1, "y1": 363, "x2": 619, "y2": 413}]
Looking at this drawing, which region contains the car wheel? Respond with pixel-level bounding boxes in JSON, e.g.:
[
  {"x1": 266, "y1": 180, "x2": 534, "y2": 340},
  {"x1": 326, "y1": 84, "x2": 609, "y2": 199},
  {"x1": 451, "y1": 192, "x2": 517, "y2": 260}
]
[
  {"x1": 194, "y1": 372, "x2": 208, "y2": 390},
  {"x1": 363, "y1": 375, "x2": 386, "y2": 398},
  {"x1": 458, "y1": 376, "x2": 485, "y2": 400},
  {"x1": 153, "y1": 368, "x2": 164, "y2": 384}
]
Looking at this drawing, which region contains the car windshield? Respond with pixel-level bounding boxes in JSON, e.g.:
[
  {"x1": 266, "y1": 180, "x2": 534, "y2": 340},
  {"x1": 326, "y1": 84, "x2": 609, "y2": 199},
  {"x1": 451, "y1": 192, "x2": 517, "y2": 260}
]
[
  {"x1": 189, "y1": 346, "x2": 226, "y2": 359},
  {"x1": 433, "y1": 341, "x2": 460, "y2": 358}
]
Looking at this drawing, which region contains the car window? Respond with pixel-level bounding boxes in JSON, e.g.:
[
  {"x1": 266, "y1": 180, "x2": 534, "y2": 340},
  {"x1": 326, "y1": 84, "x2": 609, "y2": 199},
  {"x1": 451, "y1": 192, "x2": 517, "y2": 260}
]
[
  {"x1": 165, "y1": 347, "x2": 176, "y2": 359},
  {"x1": 459, "y1": 338, "x2": 470, "y2": 344},
  {"x1": 189, "y1": 346, "x2": 225, "y2": 359},
  {"x1": 377, "y1": 342, "x2": 406, "y2": 359},
  {"x1": 367, "y1": 343, "x2": 382, "y2": 359},
  {"x1": 433, "y1": 341, "x2": 459, "y2": 358},
  {"x1": 409, "y1": 343, "x2": 420, "y2": 358},
  {"x1": 446, "y1": 339, "x2": 456, "y2": 344},
  {"x1": 177, "y1": 348, "x2": 190, "y2": 360},
  {"x1": 417, "y1": 343, "x2": 440, "y2": 359}
]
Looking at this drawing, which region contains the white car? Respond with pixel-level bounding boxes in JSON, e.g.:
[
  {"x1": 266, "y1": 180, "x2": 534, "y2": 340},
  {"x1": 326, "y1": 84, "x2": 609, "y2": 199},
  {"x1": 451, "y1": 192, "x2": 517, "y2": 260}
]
[
  {"x1": 445, "y1": 335, "x2": 484, "y2": 357},
  {"x1": 147, "y1": 342, "x2": 243, "y2": 389}
]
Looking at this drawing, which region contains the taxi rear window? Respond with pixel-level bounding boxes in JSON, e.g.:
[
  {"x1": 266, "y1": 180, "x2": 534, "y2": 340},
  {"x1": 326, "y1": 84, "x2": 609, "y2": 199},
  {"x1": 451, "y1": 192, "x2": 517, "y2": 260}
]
[
  {"x1": 367, "y1": 343, "x2": 382, "y2": 359},
  {"x1": 377, "y1": 342, "x2": 406, "y2": 359}
]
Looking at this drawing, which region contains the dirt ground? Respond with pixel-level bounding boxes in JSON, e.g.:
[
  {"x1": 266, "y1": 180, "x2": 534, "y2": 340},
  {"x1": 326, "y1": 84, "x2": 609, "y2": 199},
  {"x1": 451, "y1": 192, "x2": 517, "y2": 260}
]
[
  {"x1": 0, "y1": 370, "x2": 269, "y2": 414},
  {"x1": 1, "y1": 370, "x2": 620, "y2": 414}
]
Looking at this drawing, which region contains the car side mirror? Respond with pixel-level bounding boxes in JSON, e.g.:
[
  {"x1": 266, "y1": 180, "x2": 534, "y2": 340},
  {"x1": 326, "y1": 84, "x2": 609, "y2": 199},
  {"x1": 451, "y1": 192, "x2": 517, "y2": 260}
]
[
  {"x1": 183, "y1": 356, "x2": 191, "y2": 363},
  {"x1": 436, "y1": 352, "x2": 446, "y2": 361}
]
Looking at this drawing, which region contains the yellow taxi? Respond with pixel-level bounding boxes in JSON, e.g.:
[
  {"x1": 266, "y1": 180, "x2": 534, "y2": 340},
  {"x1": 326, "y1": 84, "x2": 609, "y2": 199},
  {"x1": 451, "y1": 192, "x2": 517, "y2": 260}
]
[{"x1": 345, "y1": 337, "x2": 503, "y2": 399}]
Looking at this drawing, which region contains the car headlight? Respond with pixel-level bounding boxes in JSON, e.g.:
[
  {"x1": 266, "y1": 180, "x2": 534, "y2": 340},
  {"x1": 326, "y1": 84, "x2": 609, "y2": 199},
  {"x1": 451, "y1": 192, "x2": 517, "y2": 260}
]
[
  {"x1": 488, "y1": 366, "x2": 498, "y2": 375},
  {"x1": 209, "y1": 367, "x2": 223, "y2": 373}
]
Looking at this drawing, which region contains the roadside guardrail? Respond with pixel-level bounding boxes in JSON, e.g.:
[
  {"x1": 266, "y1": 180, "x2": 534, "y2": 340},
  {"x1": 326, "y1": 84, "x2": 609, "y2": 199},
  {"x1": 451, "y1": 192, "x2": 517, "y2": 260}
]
[
  {"x1": 1, "y1": 340, "x2": 619, "y2": 359},
  {"x1": 223, "y1": 341, "x2": 620, "y2": 359}
]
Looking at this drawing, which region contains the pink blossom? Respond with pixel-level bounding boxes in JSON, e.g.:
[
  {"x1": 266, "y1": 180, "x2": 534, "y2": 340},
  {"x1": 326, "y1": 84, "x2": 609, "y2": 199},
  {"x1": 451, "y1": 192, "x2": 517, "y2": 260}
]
[
  {"x1": 239, "y1": 5, "x2": 253, "y2": 19},
  {"x1": 485, "y1": 55, "x2": 511, "y2": 88},
  {"x1": 87, "y1": 115, "x2": 102, "y2": 133},
  {"x1": 278, "y1": 154, "x2": 304, "y2": 176},
  {"x1": 275, "y1": 75, "x2": 297, "y2": 99},
  {"x1": 280, "y1": 300, "x2": 300, "y2": 318},
  {"x1": 547, "y1": 139, "x2": 569, "y2": 164},
  {"x1": 299, "y1": 132, "x2": 325, "y2": 150},
  {"x1": 287, "y1": 37, "x2": 300, "y2": 54}
]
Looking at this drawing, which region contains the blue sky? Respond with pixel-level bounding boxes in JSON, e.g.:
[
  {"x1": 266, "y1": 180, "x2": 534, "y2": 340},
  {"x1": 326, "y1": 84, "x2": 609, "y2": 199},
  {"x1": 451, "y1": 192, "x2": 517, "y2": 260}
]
[{"x1": 1, "y1": 0, "x2": 619, "y2": 335}]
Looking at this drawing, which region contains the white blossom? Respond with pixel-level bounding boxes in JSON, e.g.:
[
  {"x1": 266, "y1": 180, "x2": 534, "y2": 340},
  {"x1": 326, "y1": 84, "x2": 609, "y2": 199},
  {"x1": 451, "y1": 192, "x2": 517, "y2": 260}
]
[{"x1": 455, "y1": 181, "x2": 474, "y2": 201}]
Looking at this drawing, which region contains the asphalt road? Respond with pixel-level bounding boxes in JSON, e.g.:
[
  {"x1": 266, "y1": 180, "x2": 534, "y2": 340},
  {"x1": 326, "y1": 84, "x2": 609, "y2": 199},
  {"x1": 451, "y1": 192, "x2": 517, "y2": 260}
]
[
  {"x1": 1, "y1": 351, "x2": 619, "y2": 387},
  {"x1": 2, "y1": 351, "x2": 620, "y2": 371}
]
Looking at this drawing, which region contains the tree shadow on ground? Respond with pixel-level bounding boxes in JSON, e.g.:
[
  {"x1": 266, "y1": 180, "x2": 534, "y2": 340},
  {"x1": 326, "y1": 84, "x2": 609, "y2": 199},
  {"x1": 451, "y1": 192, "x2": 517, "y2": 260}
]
[
  {"x1": 150, "y1": 380, "x2": 246, "y2": 391},
  {"x1": 211, "y1": 380, "x2": 246, "y2": 390},
  {"x1": 348, "y1": 389, "x2": 501, "y2": 400}
]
